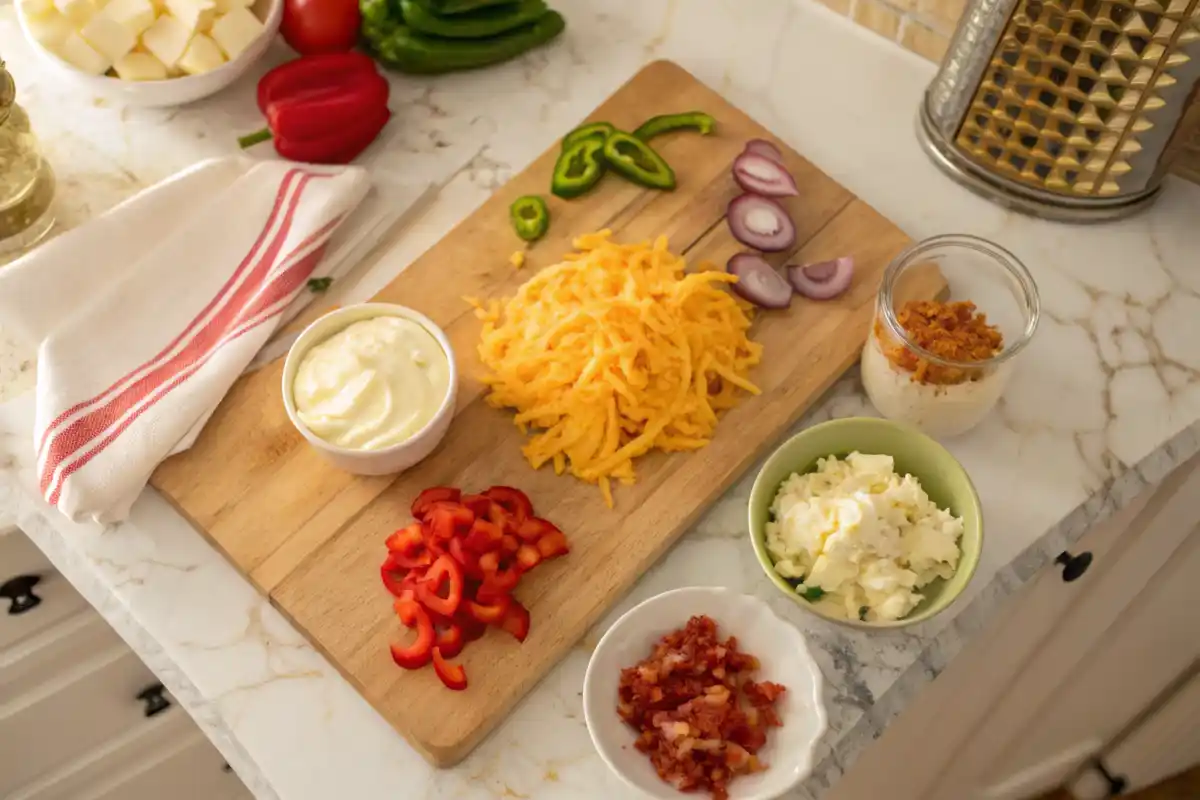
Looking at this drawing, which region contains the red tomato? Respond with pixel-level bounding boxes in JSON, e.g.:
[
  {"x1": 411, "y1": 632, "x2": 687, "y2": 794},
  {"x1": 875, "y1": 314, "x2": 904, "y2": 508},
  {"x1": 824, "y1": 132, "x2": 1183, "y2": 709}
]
[{"x1": 281, "y1": 0, "x2": 361, "y2": 55}]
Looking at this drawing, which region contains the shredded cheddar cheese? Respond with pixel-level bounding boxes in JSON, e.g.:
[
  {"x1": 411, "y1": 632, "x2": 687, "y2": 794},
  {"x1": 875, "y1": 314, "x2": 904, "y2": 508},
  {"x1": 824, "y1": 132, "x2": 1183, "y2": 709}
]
[
  {"x1": 510, "y1": 250, "x2": 526, "y2": 269},
  {"x1": 475, "y1": 230, "x2": 763, "y2": 507}
]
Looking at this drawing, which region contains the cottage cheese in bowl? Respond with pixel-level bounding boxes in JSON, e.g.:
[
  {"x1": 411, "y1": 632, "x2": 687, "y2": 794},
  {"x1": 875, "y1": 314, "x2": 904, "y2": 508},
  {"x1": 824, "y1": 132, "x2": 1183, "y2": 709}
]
[{"x1": 765, "y1": 452, "x2": 964, "y2": 623}]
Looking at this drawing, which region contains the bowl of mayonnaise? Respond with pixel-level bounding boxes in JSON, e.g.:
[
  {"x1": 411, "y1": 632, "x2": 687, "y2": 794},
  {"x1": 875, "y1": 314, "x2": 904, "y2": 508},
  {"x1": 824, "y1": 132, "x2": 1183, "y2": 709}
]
[{"x1": 281, "y1": 303, "x2": 457, "y2": 476}]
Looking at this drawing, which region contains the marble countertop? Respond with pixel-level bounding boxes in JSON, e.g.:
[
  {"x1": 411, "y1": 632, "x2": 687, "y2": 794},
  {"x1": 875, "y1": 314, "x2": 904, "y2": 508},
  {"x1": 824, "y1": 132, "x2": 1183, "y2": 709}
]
[{"x1": 4, "y1": 0, "x2": 1200, "y2": 797}]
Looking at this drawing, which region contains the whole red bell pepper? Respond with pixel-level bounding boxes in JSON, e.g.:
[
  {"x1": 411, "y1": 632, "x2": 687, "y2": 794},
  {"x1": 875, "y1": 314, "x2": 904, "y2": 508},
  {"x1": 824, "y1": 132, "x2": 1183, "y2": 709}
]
[{"x1": 239, "y1": 53, "x2": 391, "y2": 165}]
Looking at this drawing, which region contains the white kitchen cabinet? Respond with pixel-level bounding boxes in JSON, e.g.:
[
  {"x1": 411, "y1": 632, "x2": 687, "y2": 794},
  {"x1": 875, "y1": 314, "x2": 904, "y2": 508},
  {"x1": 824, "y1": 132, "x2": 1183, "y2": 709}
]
[
  {"x1": 1068, "y1": 663, "x2": 1200, "y2": 799},
  {"x1": 827, "y1": 452, "x2": 1200, "y2": 800},
  {"x1": 0, "y1": 526, "x2": 252, "y2": 800}
]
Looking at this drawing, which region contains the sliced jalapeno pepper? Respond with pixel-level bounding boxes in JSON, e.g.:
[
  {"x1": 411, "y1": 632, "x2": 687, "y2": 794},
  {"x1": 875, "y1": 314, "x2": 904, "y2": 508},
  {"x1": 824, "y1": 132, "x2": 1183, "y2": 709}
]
[
  {"x1": 561, "y1": 121, "x2": 615, "y2": 150},
  {"x1": 602, "y1": 132, "x2": 676, "y2": 191},
  {"x1": 510, "y1": 195, "x2": 550, "y2": 242},
  {"x1": 633, "y1": 111, "x2": 717, "y2": 141},
  {"x1": 551, "y1": 137, "x2": 606, "y2": 198}
]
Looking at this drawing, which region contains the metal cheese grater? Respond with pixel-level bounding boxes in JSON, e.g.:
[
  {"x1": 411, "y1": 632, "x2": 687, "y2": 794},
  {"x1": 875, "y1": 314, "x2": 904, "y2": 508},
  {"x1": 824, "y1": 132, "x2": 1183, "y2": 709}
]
[{"x1": 918, "y1": 0, "x2": 1200, "y2": 221}]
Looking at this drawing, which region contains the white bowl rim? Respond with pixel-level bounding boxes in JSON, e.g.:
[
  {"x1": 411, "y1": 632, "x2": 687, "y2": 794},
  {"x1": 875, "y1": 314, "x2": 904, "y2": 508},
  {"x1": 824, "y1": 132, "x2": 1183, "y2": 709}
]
[
  {"x1": 14, "y1": 0, "x2": 283, "y2": 86},
  {"x1": 281, "y1": 302, "x2": 458, "y2": 457},
  {"x1": 582, "y1": 586, "x2": 829, "y2": 800}
]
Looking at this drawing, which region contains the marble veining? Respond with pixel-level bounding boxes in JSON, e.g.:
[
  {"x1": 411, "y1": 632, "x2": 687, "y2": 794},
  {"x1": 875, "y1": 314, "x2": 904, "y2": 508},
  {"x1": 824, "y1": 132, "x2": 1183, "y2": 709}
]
[{"x1": 2, "y1": 0, "x2": 1200, "y2": 797}]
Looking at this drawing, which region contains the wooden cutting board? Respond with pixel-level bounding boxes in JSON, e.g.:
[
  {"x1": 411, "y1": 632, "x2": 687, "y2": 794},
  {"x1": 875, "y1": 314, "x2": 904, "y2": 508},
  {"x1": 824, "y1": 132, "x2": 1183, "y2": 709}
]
[{"x1": 151, "y1": 59, "x2": 941, "y2": 767}]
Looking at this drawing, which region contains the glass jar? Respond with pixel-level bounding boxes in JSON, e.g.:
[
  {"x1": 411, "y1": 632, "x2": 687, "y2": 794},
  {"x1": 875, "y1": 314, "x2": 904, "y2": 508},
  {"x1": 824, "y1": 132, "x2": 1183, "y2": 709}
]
[
  {"x1": 861, "y1": 234, "x2": 1040, "y2": 438},
  {"x1": 0, "y1": 60, "x2": 55, "y2": 258}
]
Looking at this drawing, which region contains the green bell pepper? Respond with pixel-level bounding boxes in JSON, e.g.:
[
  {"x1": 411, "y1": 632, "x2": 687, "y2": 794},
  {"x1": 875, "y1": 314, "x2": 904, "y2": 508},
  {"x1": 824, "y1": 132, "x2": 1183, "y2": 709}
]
[
  {"x1": 561, "y1": 121, "x2": 615, "y2": 150},
  {"x1": 364, "y1": 10, "x2": 565, "y2": 74},
  {"x1": 510, "y1": 195, "x2": 550, "y2": 242},
  {"x1": 551, "y1": 138, "x2": 606, "y2": 199},
  {"x1": 633, "y1": 111, "x2": 717, "y2": 141},
  {"x1": 414, "y1": 0, "x2": 511, "y2": 14},
  {"x1": 602, "y1": 131, "x2": 676, "y2": 191},
  {"x1": 399, "y1": 0, "x2": 548, "y2": 39}
]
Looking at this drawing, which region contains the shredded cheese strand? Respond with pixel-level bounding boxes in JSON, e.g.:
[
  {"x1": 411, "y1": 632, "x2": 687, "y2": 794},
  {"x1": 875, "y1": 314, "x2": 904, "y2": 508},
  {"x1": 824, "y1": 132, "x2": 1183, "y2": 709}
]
[{"x1": 475, "y1": 231, "x2": 762, "y2": 507}]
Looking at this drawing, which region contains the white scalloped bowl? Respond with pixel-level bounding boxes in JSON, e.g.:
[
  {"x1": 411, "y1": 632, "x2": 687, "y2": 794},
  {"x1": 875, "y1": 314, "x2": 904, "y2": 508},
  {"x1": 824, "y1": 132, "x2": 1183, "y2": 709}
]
[{"x1": 583, "y1": 587, "x2": 828, "y2": 800}]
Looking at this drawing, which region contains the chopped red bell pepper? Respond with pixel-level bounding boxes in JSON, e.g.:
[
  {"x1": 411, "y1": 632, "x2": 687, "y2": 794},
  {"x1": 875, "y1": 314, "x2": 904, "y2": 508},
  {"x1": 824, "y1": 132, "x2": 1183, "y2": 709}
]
[
  {"x1": 477, "y1": 551, "x2": 521, "y2": 597},
  {"x1": 500, "y1": 534, "x2": 520, "y2": 554},
  {"x1": 416, "y1": 555, "x2": 464, "y2": 617},
  {"x1": 466, "y1": 594, "x2": 511, "y2": 625},
  {"x1": 381, "y1": 553, "x2": 419, "y2": 597},
  {"x1": 435, "y1": 623, "x2": 465, "y2": 659},
  {"x1": 516, "y1": 516, "x2": 562, "y2": 543},
  {"x1": 391, "y1": 600, "x2": 434, "y2": 669},
  {"x1": 241, "y1": 56, "x2": 391, "y2": 165},
  {"x1": 499, "y1": 600, "x2": 531, "y2": 642},
  {"x1": 515, "y1": 543, "x2": 542, "y2": 572},
  {"x1": 484, "y1": 486, "x2": 534, "y2": 524},
  {"x1": 427, "y1": 502, "x2": 475, "y2": 540},
  {"x1": 463, "y1": 518, "x2": 504, "y2": 553},
  {"x1": 449, "y1": 538, "x2": 484, "y2": 579},
  {"x1": 432, "y1": 648, "x2": 468, "y2": 691},
  {"x1": 411, "y1": 487, "x2": 462, "y2": 520},
  {"x1": 460, "y1": 493, "x2": 493, "y2": 518},
  {"x1": 453, "y1": 611, "x2": 489, "y2": 643},
  {"x1": 535, "y1": 529, "x2": 570, "y2": 560},
  {"x1": 384, "y1": 524, "x2": 433, "y2": 569}
]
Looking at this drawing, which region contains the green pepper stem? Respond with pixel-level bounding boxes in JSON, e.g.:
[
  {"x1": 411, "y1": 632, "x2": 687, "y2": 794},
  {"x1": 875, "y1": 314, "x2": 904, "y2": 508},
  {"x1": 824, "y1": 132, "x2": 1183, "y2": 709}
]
[{"x1": 238, "y1": 128, "x2": 274, "y2": 149}]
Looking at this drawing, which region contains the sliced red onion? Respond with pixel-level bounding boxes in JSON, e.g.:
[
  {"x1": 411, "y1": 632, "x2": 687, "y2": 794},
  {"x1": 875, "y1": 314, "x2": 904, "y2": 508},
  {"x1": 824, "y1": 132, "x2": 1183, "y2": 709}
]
[
  {"x1": 787, "y1": 257, "x2": 854, "y2": 300},
  {"x1": 743, "y1": 138, "x2": 785, "y2": 164},
  {"x1": 726, "y1": 194, "x2": 796, "y2": 252},
  {"x1": 727, "y1": 253, "x2": 792, "y2": 309},
  {"x1": 732, "y1": 152, "x2": 799, "y2": 197}
]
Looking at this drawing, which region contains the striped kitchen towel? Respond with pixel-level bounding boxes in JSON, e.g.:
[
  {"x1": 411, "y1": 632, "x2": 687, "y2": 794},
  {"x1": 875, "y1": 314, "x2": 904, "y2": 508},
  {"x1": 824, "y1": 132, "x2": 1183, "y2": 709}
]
[{"x1": 0, "y1": 158, "x2": 371, "y2": 523}]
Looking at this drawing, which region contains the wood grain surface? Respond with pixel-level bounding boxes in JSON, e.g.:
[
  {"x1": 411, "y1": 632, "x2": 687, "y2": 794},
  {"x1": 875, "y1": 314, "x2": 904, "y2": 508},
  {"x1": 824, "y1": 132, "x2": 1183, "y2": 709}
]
[{"x1": 151, "y1": 59, "x2": 940, "y2": 767}]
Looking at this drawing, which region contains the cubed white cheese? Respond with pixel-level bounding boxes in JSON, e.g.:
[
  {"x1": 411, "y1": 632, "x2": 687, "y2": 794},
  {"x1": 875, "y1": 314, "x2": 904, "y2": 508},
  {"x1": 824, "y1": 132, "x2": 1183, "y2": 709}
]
[
  {"x1": 19, "y1": 0, "x2": 56, "y2": 17},
  {"x1": 53, "y1": 0, "x2": 94, "y2": 27},
  {"x1": 102, "y1": 0, "x2": 156, "y2": 35},
  {"x1": 140, "y1": 14, "x2": 192, "y2": 66},
  {"x1": 24, "y1": 8, "x2": 74, "y2": 47},
  {"x1": 54, "y1": 31, "x2": 111, "y2": 74},
  {"x1": 176, "y1": 32, "x2": 225, "y2": 75},
  {"x1": 212, "y1": 0, "x2": 250, "y2": 12},
  {"x1": 209, "y1": 7, "x2": 262, "y2": 59},
  {"x1": 113, "y1": 50, "x2": 168, "y2": 79},
  {"x1": 79, "y1": 10, "x2": 136, "y2": 62},
  {"x1": 164, "y1": 0, "x2": 216, "y2": 31}
]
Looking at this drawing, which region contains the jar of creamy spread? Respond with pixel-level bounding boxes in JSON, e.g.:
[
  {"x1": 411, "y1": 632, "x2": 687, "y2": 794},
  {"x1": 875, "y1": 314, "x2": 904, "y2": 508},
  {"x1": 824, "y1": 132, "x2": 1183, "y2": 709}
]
[
  {"x1": 861, "y1": 235, "x2": 1039, "y2": 438},
  {"x1": 292, "y1": 314, "x2": 451, "y2": 451}
]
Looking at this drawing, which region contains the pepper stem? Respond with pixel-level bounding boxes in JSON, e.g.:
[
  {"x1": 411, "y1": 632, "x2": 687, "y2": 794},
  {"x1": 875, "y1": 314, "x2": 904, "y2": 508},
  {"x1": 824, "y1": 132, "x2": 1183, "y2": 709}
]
[{"x1": 238, "y1": 128, "x2": 273, "y2": 149}]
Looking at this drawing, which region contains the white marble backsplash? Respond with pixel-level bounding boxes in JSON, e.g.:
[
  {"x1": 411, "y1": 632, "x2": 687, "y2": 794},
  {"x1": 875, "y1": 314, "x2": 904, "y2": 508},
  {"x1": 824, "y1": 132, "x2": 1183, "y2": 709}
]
[{"x1": 2, "y1": 0, "x2": 1200, "y2": 797}]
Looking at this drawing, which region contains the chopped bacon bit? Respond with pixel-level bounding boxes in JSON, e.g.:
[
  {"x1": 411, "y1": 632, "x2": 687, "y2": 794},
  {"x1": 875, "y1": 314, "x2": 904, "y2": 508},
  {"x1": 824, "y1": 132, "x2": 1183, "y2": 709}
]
[
  {"x1": 878, "y1": 299, "x2": 1004, "y2": 385},
  {"x1": 616, "y1": 615, "x2": 787, "y2": 800}
]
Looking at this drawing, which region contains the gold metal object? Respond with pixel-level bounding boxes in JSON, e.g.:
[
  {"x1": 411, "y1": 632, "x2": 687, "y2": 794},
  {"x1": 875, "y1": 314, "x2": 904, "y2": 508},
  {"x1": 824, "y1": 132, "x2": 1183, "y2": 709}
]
[{"x1": 920, "y1": 0, "x2": 1200, "y2": 221}]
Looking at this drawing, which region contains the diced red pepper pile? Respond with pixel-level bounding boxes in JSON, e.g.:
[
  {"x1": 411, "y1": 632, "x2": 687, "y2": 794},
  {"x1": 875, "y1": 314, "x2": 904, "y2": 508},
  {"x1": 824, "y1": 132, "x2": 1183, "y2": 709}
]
[
  {"x1": 617, "y1": 615, "x2": 788, "y2": 800},
  {"x1": 381, "y1": 485, "x2": 569, "y2": 691}
]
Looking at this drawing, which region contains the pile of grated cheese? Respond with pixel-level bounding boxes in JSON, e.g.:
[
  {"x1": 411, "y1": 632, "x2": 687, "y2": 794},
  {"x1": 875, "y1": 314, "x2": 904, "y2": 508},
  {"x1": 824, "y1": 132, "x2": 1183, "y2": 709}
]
[{"x1": 466, "y1": 230, "x2": 763, "y2": 507}]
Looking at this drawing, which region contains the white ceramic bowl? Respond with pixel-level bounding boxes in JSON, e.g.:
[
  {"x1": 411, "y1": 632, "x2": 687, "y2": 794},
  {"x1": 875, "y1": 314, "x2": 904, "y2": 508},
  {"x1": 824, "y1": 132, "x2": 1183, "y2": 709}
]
[
  {"x1": 583, "y1": 587, "x2": 828, "y2": 800},
  {"x1": 15, "y1": 0, "x2": 282, "y2": 108},
  {"x1": 281, "y1": 303, "x2": 458, "y2": 476}
]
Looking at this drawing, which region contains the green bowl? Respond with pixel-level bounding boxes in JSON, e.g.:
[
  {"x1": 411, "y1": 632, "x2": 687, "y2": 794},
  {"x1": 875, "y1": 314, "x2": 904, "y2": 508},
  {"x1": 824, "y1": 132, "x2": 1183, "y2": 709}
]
[{"x1": 748, "y1": 417, "x2": 983, "y2": 629}]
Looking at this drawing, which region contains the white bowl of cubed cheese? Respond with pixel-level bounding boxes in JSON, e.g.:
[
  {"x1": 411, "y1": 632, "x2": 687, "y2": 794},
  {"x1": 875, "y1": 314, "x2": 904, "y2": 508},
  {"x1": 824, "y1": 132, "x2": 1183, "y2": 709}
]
[{"x1": 15, "y1": 0, "x2": 281, "y2": 107}]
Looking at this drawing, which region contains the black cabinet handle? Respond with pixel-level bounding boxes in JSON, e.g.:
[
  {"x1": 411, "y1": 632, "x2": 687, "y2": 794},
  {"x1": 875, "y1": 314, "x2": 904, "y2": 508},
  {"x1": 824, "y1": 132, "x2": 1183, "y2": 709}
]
[
  {"x1": 1089, "y1": 757, "x2": 1129, "y2": 796},
  {"x1": 0, "y1": 574, "x2": 42, "y2": 615},
  {"x1": 136, "y1": 683, "x2": 172, "y2": 718},
  {"x1": 1055, "y1": 551, "x2": 1094, "y2": 582}
]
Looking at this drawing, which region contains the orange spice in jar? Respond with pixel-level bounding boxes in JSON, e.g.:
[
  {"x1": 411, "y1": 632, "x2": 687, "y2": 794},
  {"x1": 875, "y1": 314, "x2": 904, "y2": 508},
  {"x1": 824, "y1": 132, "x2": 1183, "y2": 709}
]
[{"x1": 875, "y1": 300, "x2": 1003, "y2": 385}]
